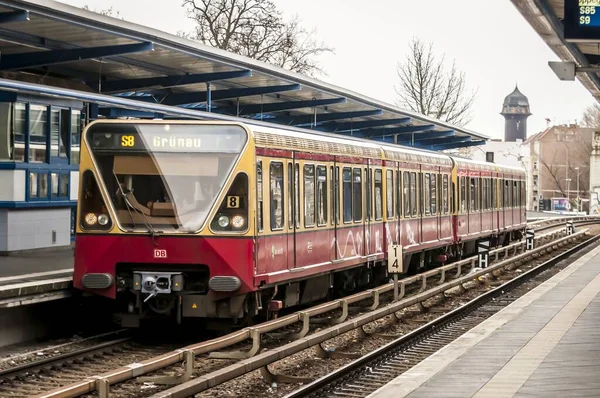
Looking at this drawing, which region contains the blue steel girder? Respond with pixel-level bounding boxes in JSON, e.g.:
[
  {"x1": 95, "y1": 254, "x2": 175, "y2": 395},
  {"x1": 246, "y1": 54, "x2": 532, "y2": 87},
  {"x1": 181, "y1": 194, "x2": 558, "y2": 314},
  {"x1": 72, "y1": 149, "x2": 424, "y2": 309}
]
[
  {"x1": 413, "y1": 135, "x2": 470, "y2": 148},
  {"x1": 98, "y1": 107, "x2": 164, "y2": 119},
  {"x1": 268, "y1": 109, "x2": 383, "y2": 126},
  {"x1": 430, "y1": 139, "x2": 486, "y2": 151},
  {"x1": 391, "y1": 124, "x2": 436, "y2": 134},
  {"x1": 396, "y1": 130, "x2": 455, "y2": 144},
  {"x1": 318, "y1": 117, "x2": 412, "y2": 132},
  {"x1": 137, "y1": 84, "x2": 301, "y2": 106},
  {"x1": 0, "y1": 27, "x2": 182, "y2": 76},
  {"x1": 95, "y1": 70, "x2": 253, "y2": 93},
  {"x1": 0, "y1": 42, "x2": 154, "y2": 71},
  {"x1": 0, "y1": 10, "x2": 29, "y2": 24},
  {"x1": 217, "y1": 97, "x2": 347, "y2": 115},
  {"x1": 338, "y1": 125, "x2": 434, "y2": 138}
]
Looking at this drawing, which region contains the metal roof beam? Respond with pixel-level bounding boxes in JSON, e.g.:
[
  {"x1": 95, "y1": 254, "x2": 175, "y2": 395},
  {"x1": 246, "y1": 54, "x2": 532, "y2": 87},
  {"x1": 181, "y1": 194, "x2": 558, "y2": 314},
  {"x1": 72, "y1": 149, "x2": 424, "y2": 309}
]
[
  {"x1": 268, "y1": 109, "x2": 383, "y2": 126},
  {"x1": 217, "y1": 97, "x2": 346, "y2": 115},
  {"x1": 141, "y1": 84, "x2": 301, "y2": 106},
  {"x1": 414, "y1": 135, "x2": 470, "y2": 147},
  {"x1": 0, "y1": 10, "x2": 29, "y2": 24},
  {"x1": 96, "y1": 70, "x2": 253, "y2": 93},
  {"x1": 397, "y1": 130, "x2": 455, "y2": 144},
  {"x1": 430, "y1": 139, "x2": 486, "y2": 151},
  {"x1": 337, "y1": 125, "x2": 430, "y2": 138},
  {"x1": 98, "y1": 107, "x2": 164, "y2": 119},
  {"x1": 0, "y1": 41, "x2": 154, "y2": 71},
  {"x1": 318, "y1": 117, "x2": 412, "y2": 132},
  {"x1": 394, "y1": 124, "x2": 436, "y2": 134}
]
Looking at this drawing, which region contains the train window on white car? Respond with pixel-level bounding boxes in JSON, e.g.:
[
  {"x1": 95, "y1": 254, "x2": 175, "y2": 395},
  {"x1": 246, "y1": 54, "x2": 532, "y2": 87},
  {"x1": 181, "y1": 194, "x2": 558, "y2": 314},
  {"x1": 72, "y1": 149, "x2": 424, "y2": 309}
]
[
  {"x1": 317, "y1": 166, "x2": 327, "y2": 226},
  {"x1": 430, "y1": 174, "x2": 437, "y2": 214},
  {"x1": 410, "y1": 172, "x2": 417, "y2": 217},
  {"x1": 304, "y1": 164, "x2": 316, "y2": 227},
  {"x1": 343, "y1": 167, "x2": 352, "y2": 223},
  {"x1": 403, "y1": 171, "x2": 410, "y2": 218},
  {"x1": 270, "y1": 162, "x2": 284, "y2": 231},
  {"x1": 424, "y1": 173, "x2": 431, "y2": 215},
  {"x1": 353, "y1": 168, "x2": 362, "y2": 222},
  {"x1": 257, "y1": 161, "x2": 263, "y2": 232},
  {"x1": 443, "y1": 175, "x2": 449, "y2": 214},
  {"x1": 386, "y1": 170, "x2": 394, "y2": 218},
  {"x1": 375, "y1": 169, "x2": 383, "y2": 221}
]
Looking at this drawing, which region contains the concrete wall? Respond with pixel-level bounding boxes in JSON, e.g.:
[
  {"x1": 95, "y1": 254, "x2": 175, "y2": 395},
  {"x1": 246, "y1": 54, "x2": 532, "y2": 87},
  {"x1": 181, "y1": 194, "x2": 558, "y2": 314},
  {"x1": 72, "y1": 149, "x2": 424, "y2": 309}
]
[{"x1": 0, "y1": 208, "x2": 71, "y2": 253}]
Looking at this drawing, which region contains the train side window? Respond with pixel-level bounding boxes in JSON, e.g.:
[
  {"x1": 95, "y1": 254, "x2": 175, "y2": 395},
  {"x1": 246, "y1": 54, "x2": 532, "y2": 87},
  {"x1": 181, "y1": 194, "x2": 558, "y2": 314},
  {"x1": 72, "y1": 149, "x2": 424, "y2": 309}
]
[
  {"x1": 424, "y1": 173, "x2": 431, "y2": 215},
  {"x1": 288, "y1": 163, "x2": 293, "y2": 229},
  {"x1": 403, "y1": 171, "x2": 410, "y2": 218},
  {"x1": 294, "y1": 164, "x2": 300, "y2": 228},
  {"x1": 375, "y1": 169, "x2": 383, "y2": 221},
  {"x1": 513, "y1": 180, "x2": 518, "y2": 208},
  {"x1": 353, "y1": 168, "x2": 362, "y2": 222},
  {"x1": 317, "y1": 165, "x2": 327, "y2": 226},
  {"x1": 482, "y1": 178, "x2": 487, "y2": 210},
  {"x1": 460, "y1": 176, "x2": 466, "y2": 212},
  {"x1": 304, "y1": 164, "x2": 315, "y2": 227},
  {"x1": 386, "y1": 169, "x2": 394, "y2": 218},
  {"x1": 396, "y1": 170, "x2": 402, "y2": 218},
  {"x1": 365, "y1": 169, "x2": 372, "y2": 221},
  {"x1": 257, "y1": 161, "x2": 263, "y2": 232},
  {"x1": 521, "y1": 181, "x2": 526, "y2": 207},
  {"x1": 431, "y1": 173, "x2": 437, "y2": 214},
  {"x1": 335, "y1": 166, "x2": 340, "y2": 224},
  {"x1": 410, "y1": 172, "x2": 417, "y2": 217},
  {"x1": 504, "y1": 179, "x2": 510, "y2": 208},
  {"x1": 330, "y1": 166, "x2": 335, "y2": 225},
  {"x1": 492, "y1": 178, "x2": 497, "y2": 209},
  {"x1": 443, "y1": 174, "x2": 449, "y2": 214},
  {"x1": 270, "y1": 162, "x2": 284, "y2": 231},
  {"x1": 343, "y1": 167, "x2": 352, "y2": 223}
]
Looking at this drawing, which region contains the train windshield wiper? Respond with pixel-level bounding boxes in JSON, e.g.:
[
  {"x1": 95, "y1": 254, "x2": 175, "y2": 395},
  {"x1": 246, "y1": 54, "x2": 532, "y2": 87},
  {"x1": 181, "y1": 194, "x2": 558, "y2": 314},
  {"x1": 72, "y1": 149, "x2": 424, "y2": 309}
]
[{"x1": 113, "y1": 173, "x2": 161, "y2": 238}]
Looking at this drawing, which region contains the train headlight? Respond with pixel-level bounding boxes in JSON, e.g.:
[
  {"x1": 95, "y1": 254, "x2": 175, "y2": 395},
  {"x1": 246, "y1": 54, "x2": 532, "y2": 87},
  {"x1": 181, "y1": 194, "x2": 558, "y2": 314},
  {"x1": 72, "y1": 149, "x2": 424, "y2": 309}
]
[
  {"x1": 84, "y1": 213, "x2": 98, "y2": 225},
  {"x1": 97, "y1": 214, "x2": 109, "y2": 226},
  {"x1": 218, "y1": 215, "x2": 230, "y2": 228},
  {"x1": 232, "y1": 215, "x2": 245, "y2": 229}
]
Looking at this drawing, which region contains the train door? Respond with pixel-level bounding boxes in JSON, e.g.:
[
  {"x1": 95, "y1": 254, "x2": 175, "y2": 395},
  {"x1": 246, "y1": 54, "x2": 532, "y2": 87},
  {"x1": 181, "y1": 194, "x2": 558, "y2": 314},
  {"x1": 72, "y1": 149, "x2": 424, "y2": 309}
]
[
  {"x1": 373, "y1": 167, "x2": 385, "y2": 258},
  {"x1": 256, "y1": 159, "x2": 268, "y2": 275},
  {"x1": 261, "y1": 160, "x2": 287, "y2": 273},
  {"x1": 330, "y1": 161, "x2": 339, "y2": 262},
  {"x1": 436, "y1": 170, "x2": 442, "y2": 242},
  {"x1": 364, "y1": 162, "x2": 372, "y2": 258},
  {"x1": 287, "y1": 159, "x2": 297, "y2": 270}
]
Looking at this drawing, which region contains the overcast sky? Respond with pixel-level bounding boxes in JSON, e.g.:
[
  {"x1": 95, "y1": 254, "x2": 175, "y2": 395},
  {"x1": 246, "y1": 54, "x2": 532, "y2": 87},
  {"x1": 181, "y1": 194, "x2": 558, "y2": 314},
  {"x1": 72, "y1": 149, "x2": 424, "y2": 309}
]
[{"x1": 58, "y1": 0, "x2": 597, "y2": 140}]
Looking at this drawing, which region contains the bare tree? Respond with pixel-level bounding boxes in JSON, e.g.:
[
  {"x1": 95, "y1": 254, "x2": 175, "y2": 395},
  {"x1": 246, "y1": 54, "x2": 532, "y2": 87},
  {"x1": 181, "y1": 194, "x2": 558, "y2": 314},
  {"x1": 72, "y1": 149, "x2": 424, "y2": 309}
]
[
  {"x1": 395, "y1": 37, "x2": 477, "y2": 127},
  {"x1": 82, "y1": 5, "x2": 123, "y2": 19},
  {"x1": 180, "y1": 0, "x2": 333, "y2": 76},
  {"x1": 581, "y1": 103, "x2": 600, "y2": 128}
]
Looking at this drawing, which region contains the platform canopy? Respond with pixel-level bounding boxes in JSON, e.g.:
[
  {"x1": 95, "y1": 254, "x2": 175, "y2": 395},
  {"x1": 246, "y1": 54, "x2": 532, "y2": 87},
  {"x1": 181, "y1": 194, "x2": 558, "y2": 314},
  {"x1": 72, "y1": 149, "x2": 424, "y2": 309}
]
[
  {"x1": 0, "y1": 0, "x2": 489, "y2": 151},
  {"x1": 511, "y1": 0, "x2": 600, "y2": 101}
]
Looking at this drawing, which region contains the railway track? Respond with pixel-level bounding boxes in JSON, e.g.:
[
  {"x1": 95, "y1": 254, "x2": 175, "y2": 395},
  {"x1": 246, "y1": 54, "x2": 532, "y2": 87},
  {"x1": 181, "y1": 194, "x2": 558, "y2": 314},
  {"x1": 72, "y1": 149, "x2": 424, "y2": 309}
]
[
  {"x1": 28, "y1": 222, "x2": 596, "y2": 398},
  {"x1": 283, "y1": 233, "x2": 600, "y2": 398}
]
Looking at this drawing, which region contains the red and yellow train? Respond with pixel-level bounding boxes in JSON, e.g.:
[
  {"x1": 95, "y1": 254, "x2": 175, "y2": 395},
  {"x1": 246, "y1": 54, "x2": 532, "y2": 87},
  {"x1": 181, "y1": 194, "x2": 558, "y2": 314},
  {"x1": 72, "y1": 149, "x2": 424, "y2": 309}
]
[{"x1": 73, "y1": 120, "x2": 526, "y2": 327}]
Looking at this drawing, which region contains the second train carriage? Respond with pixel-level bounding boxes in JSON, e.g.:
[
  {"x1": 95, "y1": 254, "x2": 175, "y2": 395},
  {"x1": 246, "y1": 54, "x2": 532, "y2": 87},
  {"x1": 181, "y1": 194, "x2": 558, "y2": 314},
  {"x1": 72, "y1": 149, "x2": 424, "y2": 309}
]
[{"x1": 73, "y1": 119, "x2": 526, "y2": 327}]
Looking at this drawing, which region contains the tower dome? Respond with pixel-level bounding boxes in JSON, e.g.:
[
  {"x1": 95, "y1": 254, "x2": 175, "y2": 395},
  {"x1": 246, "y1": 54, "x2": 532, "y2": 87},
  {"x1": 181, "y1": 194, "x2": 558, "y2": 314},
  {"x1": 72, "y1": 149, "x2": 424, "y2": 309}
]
[{"x1": 500, "y1": 85, "x2": 532, "y2": 142}]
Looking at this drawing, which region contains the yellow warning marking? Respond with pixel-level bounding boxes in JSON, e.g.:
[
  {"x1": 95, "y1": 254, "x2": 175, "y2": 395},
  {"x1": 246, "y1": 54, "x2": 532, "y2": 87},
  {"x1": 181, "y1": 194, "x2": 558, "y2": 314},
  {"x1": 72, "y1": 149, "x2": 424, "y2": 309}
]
[{"x1": 192, "y1": 303, "x2": 197, "y2": 309}]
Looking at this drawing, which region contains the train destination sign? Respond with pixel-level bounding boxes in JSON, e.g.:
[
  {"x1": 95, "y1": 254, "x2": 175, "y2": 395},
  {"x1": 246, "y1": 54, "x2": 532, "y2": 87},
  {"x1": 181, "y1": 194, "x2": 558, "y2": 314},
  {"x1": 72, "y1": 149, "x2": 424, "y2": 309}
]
[
  {"x1": 564, "y1": 0, "x2": 600, "y2": 40},
  {"x1": 87, "y1": 124, "x2": 247, "y2": 153}
]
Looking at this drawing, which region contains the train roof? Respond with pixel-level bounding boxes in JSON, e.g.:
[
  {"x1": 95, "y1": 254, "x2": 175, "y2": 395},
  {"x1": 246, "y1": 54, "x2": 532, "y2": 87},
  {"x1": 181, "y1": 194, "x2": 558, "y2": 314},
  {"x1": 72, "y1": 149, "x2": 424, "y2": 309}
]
[{"x1": 452, "y1": 156, "x2": 526, "y2": 174}]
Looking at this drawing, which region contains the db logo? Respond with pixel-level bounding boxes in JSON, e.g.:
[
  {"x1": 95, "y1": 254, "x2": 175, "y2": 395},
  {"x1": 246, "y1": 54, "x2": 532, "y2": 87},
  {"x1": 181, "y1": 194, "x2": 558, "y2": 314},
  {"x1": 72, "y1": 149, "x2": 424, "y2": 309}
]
[{"x1": 154, "y1": 249, "x2": 167, "y2": 258}]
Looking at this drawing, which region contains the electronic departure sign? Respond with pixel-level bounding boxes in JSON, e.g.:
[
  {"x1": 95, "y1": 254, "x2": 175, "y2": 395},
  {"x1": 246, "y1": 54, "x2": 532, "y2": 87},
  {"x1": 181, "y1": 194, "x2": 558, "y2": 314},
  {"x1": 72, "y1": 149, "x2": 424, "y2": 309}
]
[{"x1": 564, "y1": 0, "x2": 600, "y2": 41}]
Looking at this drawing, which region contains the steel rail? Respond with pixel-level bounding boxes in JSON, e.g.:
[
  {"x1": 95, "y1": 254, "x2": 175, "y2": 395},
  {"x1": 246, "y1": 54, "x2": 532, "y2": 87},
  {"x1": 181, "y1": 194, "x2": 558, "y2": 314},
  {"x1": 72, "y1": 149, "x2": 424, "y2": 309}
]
[
  {"x1": 282, "y1": 233, "x2": 600, "y2": 398},
  {"x1": 140, "y1": 229, "x2": 591, "y2": 398},
  {"x1": 34, "y1": 227, "x2": 587, "y2": 398}
]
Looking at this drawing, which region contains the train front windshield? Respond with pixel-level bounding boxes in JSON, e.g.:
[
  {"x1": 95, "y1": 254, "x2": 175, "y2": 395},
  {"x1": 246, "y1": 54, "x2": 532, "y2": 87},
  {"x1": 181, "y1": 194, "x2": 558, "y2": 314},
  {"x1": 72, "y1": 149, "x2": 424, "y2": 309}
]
[{"x1": 86, "y1": 123, "x2": 247, "y2": 233}]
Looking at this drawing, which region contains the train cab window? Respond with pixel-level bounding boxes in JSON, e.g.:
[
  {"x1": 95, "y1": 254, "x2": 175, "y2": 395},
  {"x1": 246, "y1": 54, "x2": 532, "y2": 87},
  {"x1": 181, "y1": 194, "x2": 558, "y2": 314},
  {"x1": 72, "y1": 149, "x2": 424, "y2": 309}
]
[
  {"x1": 403, "y1": 171, "x2": 410, "y2": 217},
  {"x1": 270, "y1": 162, "x2": 284, "y2": 231},
  {"x1": 443, "y1": 175, "x2": 449, "y2": 214},
  {"x1": 460, "y1": 176, "x2": 466, "y2": 213},
  {"x1": 288, "y1": 163, "x2": 293, "y2": 230},
  {"x1": 353, "y1": 168, "x2": 363, "y2": 222},
  {"x1": 375, "y1": 169, "x2": 383, "y2": 221},
  {"x1": 424, "y1": 173, "x2": 431, "y2": 215},
  {"x1": 304, "y1": 165, "x2": 316, "y2": 227},
  {"x1": 257, "y1": 161, "x2": 263, "y2": 232},
  {"x1": 386, "y1": 170, "x2": 394, "y2": 218},
  {"x1": 294, "y1": 164, "x2": 300, "y2": 228},
  {"x1": 410, "y1": 172, "x2": 417, "y2": 217},
  {"x1": 317, "y1": 166, "x2": 327, "y2": 226},
  {"x1": 430, "y1": 174, "x2": 437, "y2": 214}
]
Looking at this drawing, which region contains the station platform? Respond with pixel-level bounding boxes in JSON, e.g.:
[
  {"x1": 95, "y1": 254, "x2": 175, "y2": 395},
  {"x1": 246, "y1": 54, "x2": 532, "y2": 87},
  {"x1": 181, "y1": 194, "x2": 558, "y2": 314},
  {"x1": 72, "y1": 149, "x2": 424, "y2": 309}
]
[
  {"x1": 0, "y1": 249, "x2": 73, "y2": 308},
  {"x1": 368, "y1": 241, "x2": 600, "y2": 398}
]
